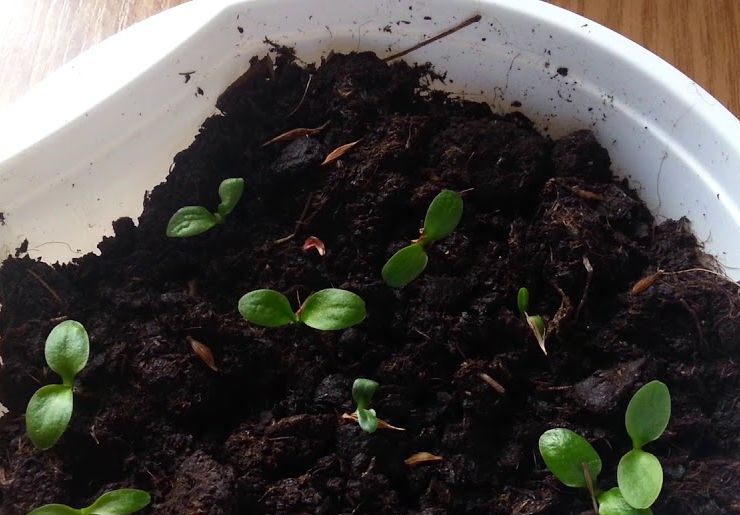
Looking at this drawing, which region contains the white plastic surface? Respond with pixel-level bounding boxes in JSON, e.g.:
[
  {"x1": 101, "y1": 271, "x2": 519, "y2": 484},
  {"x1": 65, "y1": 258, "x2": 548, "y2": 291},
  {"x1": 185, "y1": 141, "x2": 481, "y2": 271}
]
[{"x1": 0, "y1": 0, "x2": 738, "y2": 276}]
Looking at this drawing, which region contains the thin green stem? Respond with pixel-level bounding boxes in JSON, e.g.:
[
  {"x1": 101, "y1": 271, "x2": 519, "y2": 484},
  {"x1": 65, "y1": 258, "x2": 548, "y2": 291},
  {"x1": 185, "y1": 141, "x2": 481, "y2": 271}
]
[{"x1": 581, "y1": 462, "x2": 599, "y2": 515}]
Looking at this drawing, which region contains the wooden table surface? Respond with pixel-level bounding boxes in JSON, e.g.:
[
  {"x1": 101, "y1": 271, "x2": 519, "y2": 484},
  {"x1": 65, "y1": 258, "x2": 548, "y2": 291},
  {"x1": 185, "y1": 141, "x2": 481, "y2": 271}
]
[{"x1": 0, "y1": 0, "x2": 738, "y2": 115}]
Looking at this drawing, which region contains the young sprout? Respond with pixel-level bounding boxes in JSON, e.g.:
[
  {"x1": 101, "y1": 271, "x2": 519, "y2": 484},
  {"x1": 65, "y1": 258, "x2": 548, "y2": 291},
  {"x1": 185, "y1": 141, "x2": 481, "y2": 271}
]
[
  {"x1": 517, "y1": 287, "x2": 548, "y2": 354},
  {"x1": 538, "y1": 380, "x2": 671, "y2": 513},
  {"x1": 352, "y1": 378, "x2": 379, "y2": 433},
  {"x1": 29, "y1": 488, "x2": 150, "y2": 515},
  {"x1": 617, "y1": 380, "x2": 671, "y2": 509},
  {"x1": 238, "y1": 288, "x2": 366, "y2": 330},
  {"x1": 166, "y1": 178, "x2": 245, "y2": 238},
  {"x1": 517, "y1": 287, "x2": 529, "y2": 318},
  {"x1": 26, "y1": 321, "x2": 89, "y2": 450},
  {"x1": 382, "y1": 189, "x2": 463, "y2": 288}
]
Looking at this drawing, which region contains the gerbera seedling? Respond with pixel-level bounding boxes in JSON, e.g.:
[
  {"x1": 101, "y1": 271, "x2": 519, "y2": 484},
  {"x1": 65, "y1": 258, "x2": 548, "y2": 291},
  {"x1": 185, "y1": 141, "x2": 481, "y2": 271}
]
[
  {"x1": 538, "y1": 380, "x2": 671, "y2": 514},
  {"x1": 618, "y1": 380, "x2": 671, "y2": 509},
  {"x1": 26, "y1": 320, "x2": 89, "y2": 450},
  {"x1": 238, "y1": 288, "x2": 366, "y2": 330},
  {"x1": 382, "y1": 189, "x2": 463, "y2": 288},
  {"x1": 517, "y1": 287, "x2": 548, "y2": 354},
  {"x1": 341, "y1": 378, "x2": 405, "y2": 433},
  {"x1": 166, "y1": 177, "x2": 245, "y2": 238},
  {"x1": 351, "y1": 378, "x2": 380, "y2": 433},
  {"x1": 29, "y1": 488, "x2": 150, "y2": 515}
]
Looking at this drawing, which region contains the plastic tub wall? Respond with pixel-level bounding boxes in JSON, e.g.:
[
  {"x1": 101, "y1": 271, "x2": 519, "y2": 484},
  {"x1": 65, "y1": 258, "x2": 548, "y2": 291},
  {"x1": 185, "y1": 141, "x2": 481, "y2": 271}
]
[{"x1": 0, "y1": 0, "x2": 738, "y2": 277}]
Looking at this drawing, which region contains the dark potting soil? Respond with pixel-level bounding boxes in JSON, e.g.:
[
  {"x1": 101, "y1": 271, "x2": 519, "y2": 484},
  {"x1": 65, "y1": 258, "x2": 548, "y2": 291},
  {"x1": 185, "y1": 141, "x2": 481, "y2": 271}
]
[{"x1": 0, "y1": 51, "x2": 738, "y2": 515}]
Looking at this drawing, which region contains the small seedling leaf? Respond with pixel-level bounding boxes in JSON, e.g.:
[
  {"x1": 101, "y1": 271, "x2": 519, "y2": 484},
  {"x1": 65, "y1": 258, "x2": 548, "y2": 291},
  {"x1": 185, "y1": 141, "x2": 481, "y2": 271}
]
[
  {"x1": 517, "y1": 287, "x2": 529, "y2": 317},
  {"x1": 625, "y1": 380, "x2": 671, "y2": 448},
  {"x1": 617, "y1": 449, "x2": 663, "y2": 509},
  {"x1": 81, "y1": 489, "x2": 151, "y2": 515},
  {"x1": 597, "y1": 488, "x2": 654, "y2": 515},
  {"x1": 217, "y1": 178, "x2": 245, "y2": 217},
  {"x1": 298, "y1": 288, "x2": 366, "y2": 330},
  {"x1": 166, "y1": 206, "x2": 219, "y2": 238},
  {"x1": 422, "y1": 189, "x2": 463, "y2": 242},
  {"x1": 28, "y1": 505, "x2": 81, "y2": 515},
  {"x1": 238, "y1": 290, "x2": 298, "y2": 328},
  {"x1": 356, "y1": 408, "x2": 378, "y2": 433},
  {"x1": 45, "y1": 320, "x2": 89, "y2": 385},
  {"x1": 538, "y1": 428, "x2": 602, "y2": 488},
  {"x1": 526, "y1": 315, "x2": 548, "y2": 355},
  {"x1": 352, "y1": 378, "x2": 379, "y2": 409},
  {"x1": 382, "y1": 243, "x2": 428, "y2": 288},
  {"x1": 26, "y1": 384, "x2": 73, "y2": 450}
]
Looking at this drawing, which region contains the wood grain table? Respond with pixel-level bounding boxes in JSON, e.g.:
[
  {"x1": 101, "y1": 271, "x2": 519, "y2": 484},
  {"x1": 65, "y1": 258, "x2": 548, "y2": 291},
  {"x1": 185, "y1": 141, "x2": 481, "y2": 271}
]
[{"x1": 0, "y1": 0, "x2": 738, "y2": 115}]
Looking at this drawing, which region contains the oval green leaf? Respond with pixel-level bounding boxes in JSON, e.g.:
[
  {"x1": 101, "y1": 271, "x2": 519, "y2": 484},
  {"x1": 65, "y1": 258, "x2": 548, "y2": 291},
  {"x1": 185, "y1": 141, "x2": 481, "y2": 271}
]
[
  {"x1": 26, "y1": 384, "x2": 73, "y2": 450},
  {"x1": 517, "y1": 287, "x2": 529, "y2": 317},
  {"x1": 166, "y1": 206, "x2": 218, "y2": 238},
  {"x1": 81, "y1": 489, "x2": 151, "y2": 515},
  {"x1": 382, "y1": 243, "x2": 428, "y2": 288},
  {"x1": 597, "y1": 488, "x2": 653, "y2": 515},
  {"x1": 357, "y1": 408, "x2": 379, "y2": 434},
  {"x1": 423, "y1": 189, "x2": 463, "y2": 242},
  {"x1": 298, "y1": 289, "x2": 366, "y2": 331},
  {"x1": 238, "y1": 289, "x2": 298, "y2": 328},
  {"x1": 617, "y1": 449, "x2": 663, "y2": 509},
  {"x1": 352, "y1": 378, "x2": 379, "y2": 410},
  {"x1": 538, "y1": 428, "x2": 602, "y2": 488},
  {"x1": 625, "y1": 380, "x2": 671, "y2": 448},
  {"x1": 28, "y1": 504, "x2": 81, "y2": 515},
  {"x1": 217, "y1": 178, "x2": 245, "y2": 217},
  {"x1": 45, "y1": 320, "x2": 90, "y2": 385}
]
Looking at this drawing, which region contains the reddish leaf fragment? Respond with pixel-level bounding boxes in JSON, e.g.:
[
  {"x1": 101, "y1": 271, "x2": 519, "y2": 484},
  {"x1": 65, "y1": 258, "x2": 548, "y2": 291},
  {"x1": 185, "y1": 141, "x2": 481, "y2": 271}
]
[
  {"x1": 302, "y1": 236, "x2": 326, "y2": 256},
  {"x1": 404, "y1": 452, "x2": 443, "y2": 467},
  {"x1": 478, "y1": 372, "x2": 506, "y2": 394},
  {"x1": 631, "y1": 272, "x2": 663, "y2": 295},
  {"x1": 261, "y1": 121, "x2": 330, "y2": 146},
  {"x1": 574, "y1": 188, "x2": 605, "y2": 202},
  {"x1": 187, "y1": 336, "x2": 218, "y2": 371},
  {"x1": 321, "y1": 140, "x2": 361, "y2": 166},
  {"x1": 341, "y1": 412, "x2": 405, "y2": 431}
]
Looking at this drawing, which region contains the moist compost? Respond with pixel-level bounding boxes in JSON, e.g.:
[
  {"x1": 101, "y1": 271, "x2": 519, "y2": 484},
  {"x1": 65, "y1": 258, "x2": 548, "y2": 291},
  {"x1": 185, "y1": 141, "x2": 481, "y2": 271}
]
[{"x1": 1, "y1": 51, "x2": 738, "y2": 514}]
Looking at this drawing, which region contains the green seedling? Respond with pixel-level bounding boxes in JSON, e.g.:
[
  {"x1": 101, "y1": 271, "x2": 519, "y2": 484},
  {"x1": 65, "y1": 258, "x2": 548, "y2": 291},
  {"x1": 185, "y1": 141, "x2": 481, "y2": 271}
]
[
  {"x1": 618, "y1": 380, "x2": 671, "y2": 509},
  {"x1": 166, "y1": 177, "x2": 245, "y2": 237},
  {"x1": 352, "y1": 378, "x2": 380, "y2": 433},
  {"x1": 517, "y1": 287, "x2": 547, "y2": 355},
  {"x1": 26, "y1": 321, "x2": 89, "y2": 450},
  {"x1": 29, "y1": 488, "x2": 150, "y2": 515},
  {"x1": 382, "y1": 189, "x2": 463, "y2": 288},
  {"x1": 238, "y1": 288, "x2": 366, "y2": 331},
  {"x1": 538, "y1": 380, "x2": 671, "y2": 514}
]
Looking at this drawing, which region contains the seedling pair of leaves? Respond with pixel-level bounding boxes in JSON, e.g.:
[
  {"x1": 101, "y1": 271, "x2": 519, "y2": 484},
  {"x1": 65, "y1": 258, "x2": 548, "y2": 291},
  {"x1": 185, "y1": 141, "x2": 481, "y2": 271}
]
[
  {"x1": 26, "y1": 321, "x2": 89, "y2": 450},
  {"x1": 539, "y1": 380, "x2": 671, "y2": 514},
  {"x1": 166, "y1": 178, "x2": 245, "y2": 237},
  {"x1": 517, "y1": 287, "x2": 547, "y2": 354},
  {"x1": 352, "y1": 378, "x2": 380, "y2": 433},
  {"x1": 29, "y1": 489, "x2": 150, "y2": 515},
  {"x1": 343, "y1": 378, "x2": 404, "y2": 433},
  {"x1": 238, "y1": 288, "x2": 366, "y2": 330},
  {"x1": 382, "y1": 189, "x2": 463, "y2": 288}
]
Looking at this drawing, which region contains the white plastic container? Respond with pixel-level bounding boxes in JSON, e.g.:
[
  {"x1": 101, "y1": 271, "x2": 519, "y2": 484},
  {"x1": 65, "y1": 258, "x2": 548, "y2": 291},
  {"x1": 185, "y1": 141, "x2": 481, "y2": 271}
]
[{"x1": 1, "y1": 0, "x2": 738, "y2": 276}]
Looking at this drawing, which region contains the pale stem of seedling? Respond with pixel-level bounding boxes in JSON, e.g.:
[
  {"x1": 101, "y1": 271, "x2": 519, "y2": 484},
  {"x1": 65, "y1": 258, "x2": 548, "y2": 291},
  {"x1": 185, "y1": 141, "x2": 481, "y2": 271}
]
[{"x1": 581, "y1": 462, "x2": 599, "y2": 515}]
